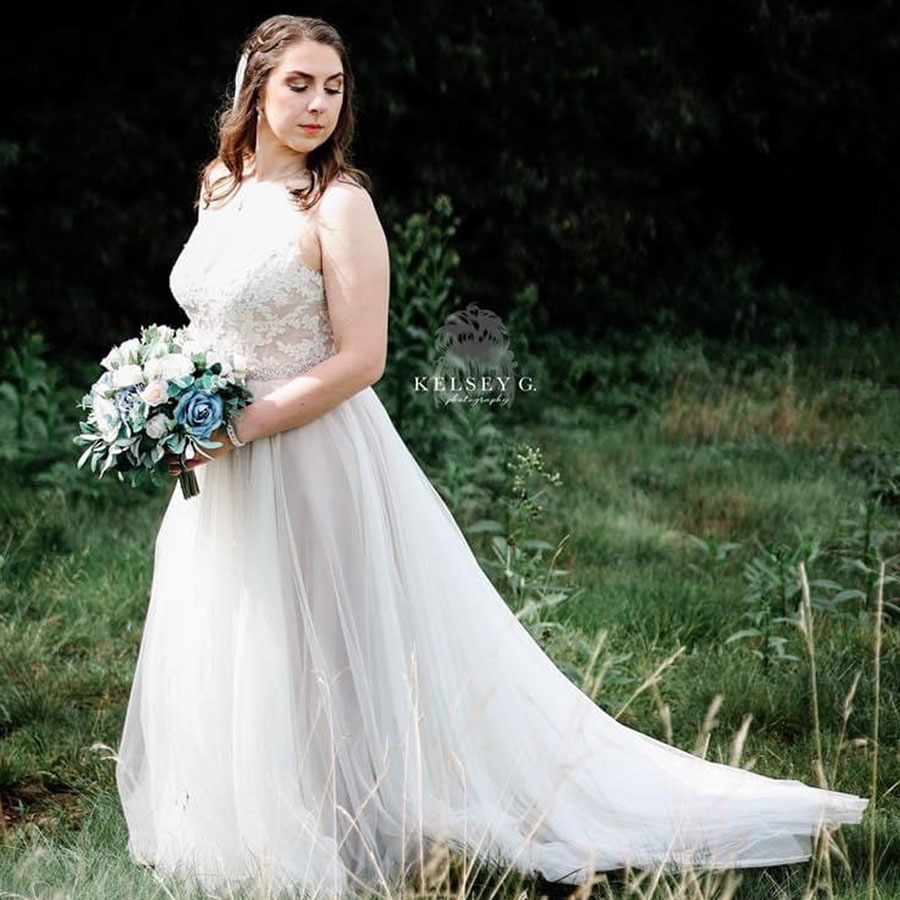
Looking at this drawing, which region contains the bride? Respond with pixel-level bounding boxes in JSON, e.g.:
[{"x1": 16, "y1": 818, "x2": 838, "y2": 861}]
[{"x1": 114, "y1": 13, "x2": 869, "y2": 899}]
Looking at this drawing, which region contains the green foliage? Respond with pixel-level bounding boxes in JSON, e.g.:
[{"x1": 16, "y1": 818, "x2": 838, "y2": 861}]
[
  {"x1": 377, "y1": 194, "x2": 462, "y2": 462},
  {"x1": 724, "y1": 538, "x2": 814, "y2": 670},
  {"x1": 468, "y1": 442, "x2": 583, "y2": 644},
  {"x1": 0, "y1": 329, "x2": 109, "y2": 500},
  {"x1": 831, "y1": 497, "x2": 900, "y2": 621},
  {"x1": 839, "y1": 442, "x2": 900, "y2": 510},
  {"x1": 0, "y1": 330, "x2": 68, "y2": 465},
  {"x1": 424, "y1": 401, "x2": 507, "y2": 523}
]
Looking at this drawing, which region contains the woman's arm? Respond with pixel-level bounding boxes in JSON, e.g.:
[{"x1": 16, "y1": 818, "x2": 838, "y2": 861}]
[{"x1": 237, "y1": 179, "x2": 390, "y2": 444}]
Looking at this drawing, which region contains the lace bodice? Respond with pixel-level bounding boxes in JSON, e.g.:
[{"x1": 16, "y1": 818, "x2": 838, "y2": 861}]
[{"x1": 168, "y1": 178, "x2": 337, "y2": 382}]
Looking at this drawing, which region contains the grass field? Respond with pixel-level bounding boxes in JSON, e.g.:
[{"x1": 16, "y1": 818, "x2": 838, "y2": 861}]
[{"x1": 0, "y1": 321, "x2": 897, "y2": 898}]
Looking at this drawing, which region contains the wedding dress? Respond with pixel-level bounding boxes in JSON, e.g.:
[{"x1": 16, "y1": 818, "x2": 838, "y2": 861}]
[{"x1": 114, "y1": 176, "x2": 869, "y2": 898}]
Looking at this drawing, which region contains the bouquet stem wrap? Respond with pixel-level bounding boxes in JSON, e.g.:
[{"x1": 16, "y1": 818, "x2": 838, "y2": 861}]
[{"x1": 179, "y1": 466, "x2": 200, "y2": 499}]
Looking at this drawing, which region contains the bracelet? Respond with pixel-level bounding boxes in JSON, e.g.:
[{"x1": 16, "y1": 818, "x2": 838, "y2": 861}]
[{"x1": 226, "y1": 418, "x2": 247, "y2": 448}]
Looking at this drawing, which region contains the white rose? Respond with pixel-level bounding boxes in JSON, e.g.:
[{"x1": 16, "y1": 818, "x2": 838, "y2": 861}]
[
  {"x1": 146, "y1": 341, "x2": 170, "y2": 359},
  {"x1": 205, "y1": 349, "x2": 223, "y2": 368},
  {"x1": 140, "y1": 380, "x2": 169, "y2": 406},
  {"x1": 113, "y1": 364, "x2": 145, "y2": 388},
  {"x1": 144, "y1": 412, "x2": 169, "y2": 440},
  {"x1": 92, "y1": 395, "x2": 121, "y2": 442},
  {"x1": 156, "y1": 325, "x2": 175, "y2": 342},
  {"x1": 100, "y1": 346, "x2": 124, "y2": 371},
  {"x1": 143, "y1": 357, "x2": 161, "y2": 380},
  {"x1": 158, "y1": 353, "x2": 194, "y2": 380},
  {"x1": 119, "y1": 338, "x2": 142, "y2": 365},
  {"x1": 179, "y1": 339, "x2": 201, "y2": 358}
]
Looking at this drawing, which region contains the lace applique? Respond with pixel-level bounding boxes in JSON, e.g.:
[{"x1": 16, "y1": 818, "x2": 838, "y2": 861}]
[{"x1": 168, "y1": 222, "x2": 337, "y2": 382}]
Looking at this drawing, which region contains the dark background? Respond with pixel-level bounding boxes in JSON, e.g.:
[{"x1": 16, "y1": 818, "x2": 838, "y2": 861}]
[{"x1": 2, "y1": 1, "x2": 898, "y2": 359}]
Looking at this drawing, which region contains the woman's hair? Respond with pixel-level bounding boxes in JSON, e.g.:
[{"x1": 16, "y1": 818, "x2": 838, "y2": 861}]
[{"x1": 194, "y1": 14, "x2": 371, "y2": 214}]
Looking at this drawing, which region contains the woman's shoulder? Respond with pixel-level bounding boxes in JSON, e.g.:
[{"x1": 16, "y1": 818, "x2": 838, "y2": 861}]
[
  {"x1": 324, "y1": 172, "x2": 369, "y2": 195},
  {"x1": 319, "y1": 173, "x2": 375, "y2": 217}
]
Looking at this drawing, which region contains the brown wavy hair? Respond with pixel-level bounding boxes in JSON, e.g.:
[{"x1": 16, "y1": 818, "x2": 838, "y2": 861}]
[{"x1": 194, "y1": 14, "x2": 371, "y2": 214}]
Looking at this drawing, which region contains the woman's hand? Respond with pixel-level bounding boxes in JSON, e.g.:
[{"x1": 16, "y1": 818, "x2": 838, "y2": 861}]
[{"x1": 165, "y1": 425, "x2": 236, "y2": 478}]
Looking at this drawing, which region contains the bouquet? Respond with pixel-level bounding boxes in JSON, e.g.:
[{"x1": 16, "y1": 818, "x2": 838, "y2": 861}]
[{"x1": 73, "y1": 324, "x2": 254, "y2": 499}]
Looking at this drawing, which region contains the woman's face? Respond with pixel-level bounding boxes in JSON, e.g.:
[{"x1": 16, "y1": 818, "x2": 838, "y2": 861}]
[{"x1": 258, "y1": 39, "x2": 344, "y2": 156}]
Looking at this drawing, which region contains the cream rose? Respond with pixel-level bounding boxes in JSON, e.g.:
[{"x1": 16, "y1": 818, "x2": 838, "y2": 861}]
[{"x1": 140, "y1": 380, "x2": 169, "y2": 407}]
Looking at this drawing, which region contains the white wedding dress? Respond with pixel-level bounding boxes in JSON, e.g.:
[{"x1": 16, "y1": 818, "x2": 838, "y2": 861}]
[{"x1": 114, "y1": 176, "x2": 869, "y2": 898}]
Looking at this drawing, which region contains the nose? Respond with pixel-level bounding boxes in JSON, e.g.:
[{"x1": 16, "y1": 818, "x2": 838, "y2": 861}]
[{"x1": 308, "y1": 89, "x2": 331, "y2": 114}]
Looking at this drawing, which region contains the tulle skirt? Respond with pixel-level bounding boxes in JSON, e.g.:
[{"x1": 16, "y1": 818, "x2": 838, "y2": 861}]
[{"x1": 114, "y1": 377, "x2": 869, "y2": 898}]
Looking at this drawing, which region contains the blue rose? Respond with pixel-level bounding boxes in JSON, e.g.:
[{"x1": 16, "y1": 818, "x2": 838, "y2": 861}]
[
  {"x1": 114, "y1": 385, "x2": 141, "y2": 418},
  {"x1": 173, "y1": 388, "x2": 223, "y2": 440}
]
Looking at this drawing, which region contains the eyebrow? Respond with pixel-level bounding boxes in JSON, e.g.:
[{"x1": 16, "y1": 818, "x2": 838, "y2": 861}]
[{"x1": 286, "y1": 70, "x2": 344, "y2": 80}]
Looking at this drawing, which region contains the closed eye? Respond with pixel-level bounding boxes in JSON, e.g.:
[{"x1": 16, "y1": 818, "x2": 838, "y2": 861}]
[{"x1": 291, "y1": 86, "x2": 342, "y2": 95}]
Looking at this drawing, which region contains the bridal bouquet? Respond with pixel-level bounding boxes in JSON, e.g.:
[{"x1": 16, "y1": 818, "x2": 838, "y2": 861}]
[{"x1": 73, "y1": 324, "x2": 254, "y2": 499}]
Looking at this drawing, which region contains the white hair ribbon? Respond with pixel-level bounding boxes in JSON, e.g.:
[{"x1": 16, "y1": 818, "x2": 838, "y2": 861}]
[{"x1": 232, "y1": 50, "x2": 249, "y2": 112}]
